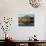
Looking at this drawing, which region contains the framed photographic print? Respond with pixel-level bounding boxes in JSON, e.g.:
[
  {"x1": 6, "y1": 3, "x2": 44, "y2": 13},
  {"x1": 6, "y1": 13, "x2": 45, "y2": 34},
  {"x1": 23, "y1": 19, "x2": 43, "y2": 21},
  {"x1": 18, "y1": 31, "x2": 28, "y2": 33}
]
[{"x1": 17, "y1": 13, "x2": 34, "y2": 26}]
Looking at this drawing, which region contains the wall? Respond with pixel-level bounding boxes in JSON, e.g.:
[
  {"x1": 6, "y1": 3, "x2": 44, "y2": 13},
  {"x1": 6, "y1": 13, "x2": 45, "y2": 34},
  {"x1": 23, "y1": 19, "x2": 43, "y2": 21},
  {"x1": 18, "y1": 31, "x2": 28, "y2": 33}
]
[
  {"x1": 0, "y1": 0, "x2": 46, "y2": 40},
  {"x1": 44, "y1": 16, "x2": 46, "y2": 40}
]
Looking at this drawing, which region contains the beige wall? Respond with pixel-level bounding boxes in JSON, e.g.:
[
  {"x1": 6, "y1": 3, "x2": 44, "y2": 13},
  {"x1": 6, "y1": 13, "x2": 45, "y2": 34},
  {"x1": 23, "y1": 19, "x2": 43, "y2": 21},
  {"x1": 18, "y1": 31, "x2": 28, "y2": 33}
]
[
  {"x1": 0, "y1": 0, "x2": 46, "y2": 40},
  {"x1": 0, "y1": 0, "x2": 46, "y2": 17}
]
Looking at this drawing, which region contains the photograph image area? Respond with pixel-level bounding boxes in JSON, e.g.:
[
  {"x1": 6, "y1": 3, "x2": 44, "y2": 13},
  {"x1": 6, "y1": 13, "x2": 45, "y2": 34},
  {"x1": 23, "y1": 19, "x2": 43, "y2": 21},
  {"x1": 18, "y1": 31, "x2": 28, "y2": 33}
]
[{"x1": 18, "y1": 14, "x2": 34, "y2": 26}]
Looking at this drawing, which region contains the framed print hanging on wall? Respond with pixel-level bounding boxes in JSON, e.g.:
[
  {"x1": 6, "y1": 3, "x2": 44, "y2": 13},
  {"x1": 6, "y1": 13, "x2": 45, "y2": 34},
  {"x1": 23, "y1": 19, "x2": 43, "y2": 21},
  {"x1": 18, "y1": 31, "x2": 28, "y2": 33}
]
[{"x1": 16, "y1": 13, "x2": 35, "y2": 26}]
